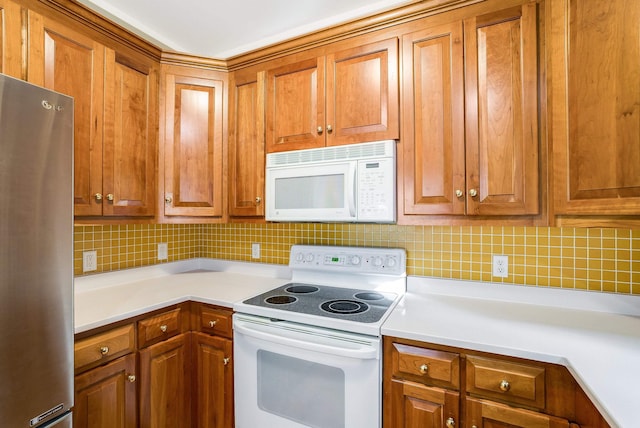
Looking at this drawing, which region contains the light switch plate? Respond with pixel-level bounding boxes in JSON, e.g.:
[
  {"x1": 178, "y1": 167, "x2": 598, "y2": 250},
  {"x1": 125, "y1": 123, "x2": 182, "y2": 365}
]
[
  {"x1": 158, "y1": 243, "x2": 168, "y2": 260},
  {"x1": 251, "y1": 243, "x2": 260, "y2": 259}
]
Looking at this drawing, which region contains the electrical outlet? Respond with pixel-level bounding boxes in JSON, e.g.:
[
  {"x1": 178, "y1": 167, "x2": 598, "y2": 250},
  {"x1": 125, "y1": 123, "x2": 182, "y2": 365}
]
[
  {"x1": 83, "y1": 250, "x2": 97, "y2": 272},
  {"x1": 158, "y1": 243, "x2": 168, "y2": 260},
  {"x1": 251, "y1": 243, "x2": 260, "y2": 259},
  {"x1": 492, "y1": 255, "x2": 508, "y2": 278}
]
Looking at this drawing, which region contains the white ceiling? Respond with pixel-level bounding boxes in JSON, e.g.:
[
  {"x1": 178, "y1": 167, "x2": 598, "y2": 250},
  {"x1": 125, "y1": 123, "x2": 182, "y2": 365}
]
[{"x1": 76, "y1": 0, "x2": 415, "y2": 59}]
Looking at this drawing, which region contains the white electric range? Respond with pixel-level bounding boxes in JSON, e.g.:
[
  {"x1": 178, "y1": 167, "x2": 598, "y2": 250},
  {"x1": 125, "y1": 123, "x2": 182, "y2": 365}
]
[{"x1": 233, "y1": 245, "x2": 406, "y2": 428}]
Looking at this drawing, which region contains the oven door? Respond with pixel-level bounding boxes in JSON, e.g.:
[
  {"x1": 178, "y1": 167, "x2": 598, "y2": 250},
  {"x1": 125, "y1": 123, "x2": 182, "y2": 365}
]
[{"x1": 233, "y1": 314, "x2": 381, "y2": 428}]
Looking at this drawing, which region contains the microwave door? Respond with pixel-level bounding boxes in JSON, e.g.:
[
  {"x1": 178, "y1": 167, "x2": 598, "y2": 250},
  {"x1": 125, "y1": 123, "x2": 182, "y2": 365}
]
[{"x1": 266, "y1": 162, "x2": 355, "y2": 222}]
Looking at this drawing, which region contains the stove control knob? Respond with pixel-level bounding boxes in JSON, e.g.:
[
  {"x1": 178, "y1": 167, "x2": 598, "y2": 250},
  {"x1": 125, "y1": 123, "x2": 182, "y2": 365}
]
[
  {"x1": 295, "y1": 253, "x2": 304, "y2": 262},
  {"x1": 386, "y1": 257, "x2": 397, "y2": 267},
  {"x1": 373, "y1": 257, "x2": 383, "y2": 267},
  {"x1": 350, "y1": 256, "x2": 361, "y2": 265},
  {"x1": 304, "y1": 253, "x2": 314, "y2": 262}
]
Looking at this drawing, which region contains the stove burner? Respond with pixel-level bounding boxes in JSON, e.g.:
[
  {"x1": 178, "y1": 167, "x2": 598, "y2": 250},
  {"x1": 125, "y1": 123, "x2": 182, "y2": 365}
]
[
  {"x1": 285, "y1": 284, "x2": 319, "y2": 294},
  {"x1": 354, "y1": 292, "x2": 385, "y2": 301},
  {"x1": 265, "y1": 295, "x2": 297, "y2": 305},
  {"x1": 321, "y1": 300, "x2": 369, "y2": 315}
]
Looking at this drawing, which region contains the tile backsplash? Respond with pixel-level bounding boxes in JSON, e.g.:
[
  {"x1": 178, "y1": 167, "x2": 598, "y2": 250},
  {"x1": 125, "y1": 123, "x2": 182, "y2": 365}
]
[{"x1": 74, "y1": 224, "x2": 640, "y2": 295}]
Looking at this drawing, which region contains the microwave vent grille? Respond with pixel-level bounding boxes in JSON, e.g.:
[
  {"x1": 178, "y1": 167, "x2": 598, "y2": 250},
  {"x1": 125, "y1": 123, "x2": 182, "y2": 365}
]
[{"x1": 267, "y1": 140, "x2": 394, "y2": 166}]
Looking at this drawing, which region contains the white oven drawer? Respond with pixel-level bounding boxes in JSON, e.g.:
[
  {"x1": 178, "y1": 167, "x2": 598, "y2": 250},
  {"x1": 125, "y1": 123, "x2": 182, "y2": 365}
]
[{"x1": 233, "y1": 314, "x2": 381, "y2": 428}]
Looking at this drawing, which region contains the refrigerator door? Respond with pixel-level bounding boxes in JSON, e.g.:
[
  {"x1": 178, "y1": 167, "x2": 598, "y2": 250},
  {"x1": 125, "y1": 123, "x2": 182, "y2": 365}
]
[{"x1": 0, "y1": 74, "x2": 74, "y2": 426}]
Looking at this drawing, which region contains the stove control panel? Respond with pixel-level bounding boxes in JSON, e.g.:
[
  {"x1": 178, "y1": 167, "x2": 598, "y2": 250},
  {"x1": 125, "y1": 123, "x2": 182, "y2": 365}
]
[{"x1": 290, "y1": 245, "x2": 406, "y2": 275}]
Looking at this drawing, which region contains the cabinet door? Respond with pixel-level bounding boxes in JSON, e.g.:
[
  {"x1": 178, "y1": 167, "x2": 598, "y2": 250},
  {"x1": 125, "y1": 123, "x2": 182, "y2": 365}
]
[
  {"x1": 464, "y1": 2, "x2": 540, "y2": 215},
  {"x1": 74, "y1": 353, "x2": 137, "y2": 428},
  {"x1": 103, "y1": 49, "x2": 157, "y2": 217},
  {"x1": 162, "y1": 67, "x2": 224, "y2": 217},
  {"x1": 266, "y1": 57, "x2": 325, "y2": 152},
  {"x1": 192, "y1": 333, "x2": 234, "y2": 428},
  {"x1": 28, "y1": 17, "x2": 105, "y2": 216},
  {"x1": 466, "y1": 397, "x2": 570, "y2": 428},
  {"x1": 551, "y1": 0, "x2": 640, "y2": 214},
  {"x1": 139, "y1": 334, "x2": 192, "y2": 428},
  {"x1": 0, "y1": 0, "x2": 22, "y2": 79},
  {"x1": 229, "y1": 70, "x2": 265, "y2": 217},
  {"x1": 326, "y1": 38, "x2": 399, "y2": 146},
  {"x1": 401, "y1": 21, "x2": 466, "y2": 215},
  {"x1": 386, "y1": 379, "x2": 459, "y2": 428}
]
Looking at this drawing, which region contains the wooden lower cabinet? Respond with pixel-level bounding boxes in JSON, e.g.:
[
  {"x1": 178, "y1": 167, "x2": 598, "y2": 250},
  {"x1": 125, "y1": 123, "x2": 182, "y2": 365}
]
[
  {"x1": 389, "y1": 379, "x2": 459, "y2": 428},
  {"x1": 74, "y1": 353, "x2": 137, "y2": 428},
  {"x1": 466, "y1": 397, "x2": 570, "y2": 428},
  {"x1": 192, "y1": 332, "x2": 234, "y2": 428}
]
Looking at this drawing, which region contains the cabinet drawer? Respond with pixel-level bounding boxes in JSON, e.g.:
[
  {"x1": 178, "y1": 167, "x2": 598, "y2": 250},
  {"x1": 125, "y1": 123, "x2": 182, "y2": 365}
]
[
  {"x1": 74, "y1": 324, "x2": 135, "y2": 372},
  {"x1": 466, "y1": 355, "x2": 545, "y2": 409},
  {"x1": 197, "y1": 305, "x2": 233, "y2": 339},
  {"x1": 138, "y1": 307, "x2": 183, "y2": 348},
  {"x1": 391, "y1": 343, "x2": 460, "y2": 390}
]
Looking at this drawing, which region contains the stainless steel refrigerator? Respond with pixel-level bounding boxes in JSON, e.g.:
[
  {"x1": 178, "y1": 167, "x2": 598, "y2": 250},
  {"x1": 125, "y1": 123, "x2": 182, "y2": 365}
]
[{"x1": 0, "y1": 73, "x2": 74, "y2": 427}]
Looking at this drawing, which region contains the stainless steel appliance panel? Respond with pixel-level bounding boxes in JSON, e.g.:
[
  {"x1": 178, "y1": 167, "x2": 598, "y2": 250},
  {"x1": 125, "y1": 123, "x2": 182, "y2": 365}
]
[{"x1": 0, "y1": 74, "x2": 74, "y2": 427}]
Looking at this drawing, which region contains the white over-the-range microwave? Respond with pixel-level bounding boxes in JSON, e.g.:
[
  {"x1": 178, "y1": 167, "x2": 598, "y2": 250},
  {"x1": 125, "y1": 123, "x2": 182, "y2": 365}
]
[{"x1": 265, "y1": 140, "x2": 396, "y2": 223}]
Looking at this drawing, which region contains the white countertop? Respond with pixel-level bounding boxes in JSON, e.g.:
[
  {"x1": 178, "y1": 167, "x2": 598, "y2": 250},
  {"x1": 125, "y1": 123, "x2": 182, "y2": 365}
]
[
  {"x1": 382, "y1": 277, "x2": 640, "y2": 428},
  {"x1": 75, "y1": 260, "x2": 640, "y2": 427}
]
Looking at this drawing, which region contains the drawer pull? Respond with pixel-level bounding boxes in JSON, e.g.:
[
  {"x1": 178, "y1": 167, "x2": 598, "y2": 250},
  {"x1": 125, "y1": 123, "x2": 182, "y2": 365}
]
[
  {"x1": 127, "y1": 374, "x2": 136, "y2": 383},
  {"x1": 223, "y1": 357, "x2": 230, "y2": 366},
  {"x1": 99, "y1": 346, "x2": 109, "y2": 355},
  {"x1": 499, "y1": 379, "x2": 511, "y2": 392},
  {"x1": 209, "y1": 320, "x2": 218, "y2": 328},
  {"x1": 446, "y1": 417, "x2": 455, "y2": 428},
  {"x1": 419, "y1": 364, "x2": 429, "y2": 374},
  {"x1": 160, "y1": 325, "x2": 168, "y2": 333}
]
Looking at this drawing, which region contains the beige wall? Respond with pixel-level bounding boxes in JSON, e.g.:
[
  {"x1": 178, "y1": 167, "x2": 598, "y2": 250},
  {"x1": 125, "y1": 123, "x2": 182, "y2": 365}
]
[{"x1": 74, "y1": 224, "x2": 640, "y2": 295}]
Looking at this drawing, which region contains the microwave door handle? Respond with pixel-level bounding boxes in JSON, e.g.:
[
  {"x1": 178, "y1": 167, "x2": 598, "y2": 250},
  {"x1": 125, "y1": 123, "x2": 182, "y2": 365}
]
[{"x1": 348, "y1": 164, "x2": 356, "y2": 217}]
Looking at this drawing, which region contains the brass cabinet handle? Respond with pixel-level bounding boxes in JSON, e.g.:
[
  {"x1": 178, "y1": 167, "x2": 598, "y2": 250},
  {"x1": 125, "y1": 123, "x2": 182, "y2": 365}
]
[
  {"x1": 255, "y1": 196, "x2": 262, "y2": 205},
  {"x1": 127, "y1": 374, "x2": 136, "y2": 383},
  {"x1": 94, "y1": 193, "x2": 103, "y2": 201},
  {"x1": 223, "y1": 357, "x2": 230, "y2": 366},
  {"x1": 99, "y1": 346, "x2": 109, "y2": 355},
  {"x1": 165, "y1": 194, "x2": 173, "y2": 204},
  {"x1": 446, "y1": 417, "x2": 455, "y2": 428},
  {"x1": 317, "y1": 126, "x2": 323, "y2": 134},
  {"x1": 326, "y1": 124, "x2": 333, "y2": 133},
  {"x1": 160, "y1": 324, "x2": 168, "y2": 333},
  {"x1": 455, "y1": 189, "x2": 463, "y2": 198},
  {"x1": 209, "y1": 320, "x2": 218, "y2": 328},
  {"x1": 106, "y1": 193, "x2": 114, "y2": 201},
  {"x1": 499, "y1": 379, "x2": 510, "y2": 392},
  {"x1": 468, "y1": 188, "x2": 478, "y2": 197},
  {"x1": 419, "y1": 364, "x2": 428, "y2": 374}
]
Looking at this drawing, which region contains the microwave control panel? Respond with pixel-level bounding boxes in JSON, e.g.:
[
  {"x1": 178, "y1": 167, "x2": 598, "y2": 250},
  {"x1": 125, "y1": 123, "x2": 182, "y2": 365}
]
[{"x1": 357, "y1": 158, "x2": 395, "y2": 222}]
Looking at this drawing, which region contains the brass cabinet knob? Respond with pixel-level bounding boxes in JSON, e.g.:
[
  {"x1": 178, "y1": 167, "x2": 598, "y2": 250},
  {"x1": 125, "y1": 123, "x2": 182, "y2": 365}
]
[
  {"x1": 165, "y1": 194, "x2": 173, "y2": 204},
  {"x1": 317, "y1": 126, "x2": 323, "y2": 134},
  {"x1": 160, "y1": 324, "x2": 168, "y2": 333},
  {"x1": 469, "y1": 188, "x2": 478, "y2": 197},
  {"x1": 499, "y1": 379, "x2": 510, "y2": 392},
  {"x1": 94, "y1": 193, "x2": 103, "y2": 201},
  {"x1": 223, "y1": 357, "x2": 230, "y2": 366},
  {"x1": 209, "y1": 320, "x2": 218, "y2": 328},
  {"x1": 99, "y1": 346, "x2": 109, "y2": 355},
  {"x1": 106, "y1": 193, "x2": 114, "y2": 201},
  {"x1": 255, "y1": 196, "x2": 262, "y2": 205},
  {"x1": 446, "y1": 417, "x2": 455, "y2": 428},
  {"x1": 326, "y1": 124, "x2": 333, "y2": 133},
  {"x1": 419, "y1": 364, "x2": 428, "y2": 374},
  {"x1": 455, "y1": 189, "x2": 463, "y2": 198},
  {"x1": 127, "y1": 374, "x2": 136, "y2": 383}
]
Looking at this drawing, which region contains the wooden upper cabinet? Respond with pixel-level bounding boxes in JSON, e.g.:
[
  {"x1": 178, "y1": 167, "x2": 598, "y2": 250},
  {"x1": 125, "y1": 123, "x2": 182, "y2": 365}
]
[
  {"x1": 27, "y1": 16, "x2": 106, "y2": 216},
  {"x1": 229, "y1": 70, "x2": 265, "y2": 218},
  {"x1": 161, "y1": 65, "x2": 225, "y2": 218},
  {"x1": 400, "y1": 1, "x2": 540, "y2": 219},
  {"x1": 0, "y1": 0, "x2": 23, "y2": 79},
  {"x1": 103, "y1": 50, "x2": 157, "y2": 217},
  {"x1": 551, "y1": 0, "x2": 640, "y2": 215},
  {"x1": 266, "y1": 38, "x2": 399, "y2": 153},
  {"x1": 464, "y1": 3, "x2": 539, "y2": 216}
]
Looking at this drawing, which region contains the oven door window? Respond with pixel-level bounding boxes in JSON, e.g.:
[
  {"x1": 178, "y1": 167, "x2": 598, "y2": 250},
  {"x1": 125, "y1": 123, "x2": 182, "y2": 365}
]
[{"x1": 257, "y1": 350, "x2": 345, "y2": 428}]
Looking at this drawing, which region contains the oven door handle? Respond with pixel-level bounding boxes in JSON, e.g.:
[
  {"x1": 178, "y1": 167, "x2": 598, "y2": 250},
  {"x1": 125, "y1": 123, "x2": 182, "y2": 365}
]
[{"x1": 234, "y1": 319, "x2": 379, "y2": 360}]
